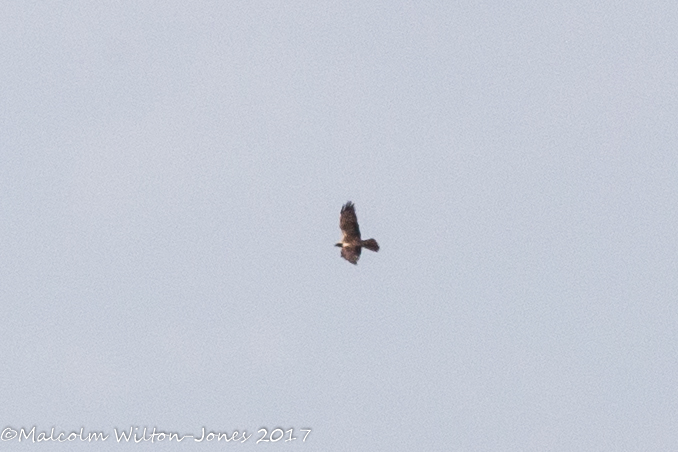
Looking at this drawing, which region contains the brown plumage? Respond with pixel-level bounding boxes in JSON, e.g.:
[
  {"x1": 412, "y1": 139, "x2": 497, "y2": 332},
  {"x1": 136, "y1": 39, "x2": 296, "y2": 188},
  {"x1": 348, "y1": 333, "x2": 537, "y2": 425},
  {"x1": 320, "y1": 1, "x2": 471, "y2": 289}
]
[{"x1": 335, "y1": 201, "x2": 380, "y2": 264}]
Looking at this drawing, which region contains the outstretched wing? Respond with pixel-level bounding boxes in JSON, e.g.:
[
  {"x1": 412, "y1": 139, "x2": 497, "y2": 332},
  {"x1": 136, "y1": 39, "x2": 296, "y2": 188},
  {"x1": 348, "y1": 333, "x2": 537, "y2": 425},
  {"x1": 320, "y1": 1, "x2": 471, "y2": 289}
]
[
  {"x1": 341, "y1": 246, "x2": 361, "y2": 265},
  {"x1": 339, "y1": 201, "x2": 361, "y2": 241}
]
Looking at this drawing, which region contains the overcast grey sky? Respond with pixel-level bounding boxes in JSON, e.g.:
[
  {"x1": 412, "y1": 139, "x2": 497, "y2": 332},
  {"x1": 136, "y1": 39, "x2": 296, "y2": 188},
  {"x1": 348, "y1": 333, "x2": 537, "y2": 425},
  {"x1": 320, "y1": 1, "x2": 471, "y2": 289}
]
[{"x1": 2, "y1": 1, "x2": 677, "y2": 450}]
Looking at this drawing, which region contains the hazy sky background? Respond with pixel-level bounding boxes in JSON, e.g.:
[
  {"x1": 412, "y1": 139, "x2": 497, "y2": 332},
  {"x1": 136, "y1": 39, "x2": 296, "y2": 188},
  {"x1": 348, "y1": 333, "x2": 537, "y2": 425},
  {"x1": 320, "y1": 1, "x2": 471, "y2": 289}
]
[{"x1": 2, "y1": 1, "x2": 677, "y2": 450}]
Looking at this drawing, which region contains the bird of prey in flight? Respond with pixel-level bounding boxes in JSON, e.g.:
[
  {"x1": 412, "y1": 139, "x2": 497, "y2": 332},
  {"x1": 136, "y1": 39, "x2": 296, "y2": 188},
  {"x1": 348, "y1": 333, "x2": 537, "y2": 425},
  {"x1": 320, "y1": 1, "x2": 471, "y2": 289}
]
[{"x1": 335, "y1": 201, "x2": 379, "y2": 265}]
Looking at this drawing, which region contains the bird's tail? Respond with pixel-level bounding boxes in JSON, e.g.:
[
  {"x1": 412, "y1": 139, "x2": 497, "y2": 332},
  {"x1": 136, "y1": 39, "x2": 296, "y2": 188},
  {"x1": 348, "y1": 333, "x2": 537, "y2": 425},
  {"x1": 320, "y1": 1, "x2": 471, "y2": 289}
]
[{"x1": 361, "y1": 239, "x2": 379, "y2": 252}]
